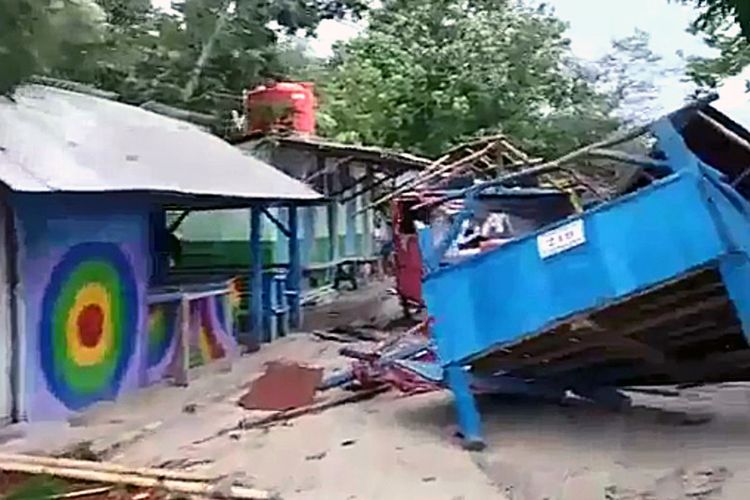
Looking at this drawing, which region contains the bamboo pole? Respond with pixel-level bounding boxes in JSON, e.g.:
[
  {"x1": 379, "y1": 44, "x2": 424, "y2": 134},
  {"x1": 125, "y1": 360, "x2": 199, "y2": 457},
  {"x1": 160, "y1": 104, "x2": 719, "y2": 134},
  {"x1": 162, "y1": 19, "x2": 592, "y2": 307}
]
[
  {"x1": 697, "y1": 110, "x2": 750, "y2": 152},
  {"x1": 497, "y1": 137, "x2": 533, "y2": 162},
  {"x1": 388, "y1": 153, "x2": 450, "y2": 189},
  {"x1": 0, "y1": 453, "x2": 217, "y2": 482},
  {"x1": 467, "y1": 124, "x2": 653, "y2": 195},
  {"x1": 0, "y1": 461, "x2": 273, "y2": 500},
  {"x1": 359, "y1": 144, "x2": 495, "y2": 214},
  {"x1": 442, "y1": 134, "x2": 505, "y2": 157},
  {"x1": 51, "y1": 486, "x2": 113, "y2": 499},
  {"x1": 587, "y1": 148, "x2": 669, "y2": 169},
  {"x1": 303, "y1": 156, "x2": 355, "y2": 184}
]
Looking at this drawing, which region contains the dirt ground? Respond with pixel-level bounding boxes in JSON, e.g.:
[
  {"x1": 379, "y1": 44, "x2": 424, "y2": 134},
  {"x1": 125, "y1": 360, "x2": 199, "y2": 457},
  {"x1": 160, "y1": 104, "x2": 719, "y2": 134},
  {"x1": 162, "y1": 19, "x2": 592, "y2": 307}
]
[{"x1": 2, "y1": 282, "x2": 750, "y2": 499}]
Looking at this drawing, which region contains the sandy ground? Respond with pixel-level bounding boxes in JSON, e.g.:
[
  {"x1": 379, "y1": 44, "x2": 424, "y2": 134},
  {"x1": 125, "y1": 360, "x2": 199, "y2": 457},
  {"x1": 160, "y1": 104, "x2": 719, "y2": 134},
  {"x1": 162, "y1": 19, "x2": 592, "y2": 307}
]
[{"x1": 2, "y1": 282, "x2": 750, "y2": 499}]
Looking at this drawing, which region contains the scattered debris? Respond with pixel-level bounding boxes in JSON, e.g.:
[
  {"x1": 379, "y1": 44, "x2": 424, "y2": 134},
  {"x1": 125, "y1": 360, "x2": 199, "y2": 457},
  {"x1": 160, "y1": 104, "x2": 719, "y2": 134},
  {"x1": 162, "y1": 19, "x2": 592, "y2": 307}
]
[
  {"x1": 183, "y1": 403, "x2": 198, "y2": 414},
  {"x1": 301, "y1": 285, "x2": 336, "y2": 307},
  {"x1": 319, "y1": 321, "x2": 438, "y2": 395},
  {"x1": 313, "y1": 330, "x2": 357, "y2": 343},
  {"x1": 58, "y1": 442, "x2": 100, "y2": 462},
  {"x1": 340, "y1": 440, "x2": 356, "y2": 447},
  {"x1": 156, "y1": 458, "x2": 214, "y2": 470},
  {"x1": 305, "y1": 452, "x2": 327, "y2": 461},
  {"x1": 327, "y1": 324, "x2": 383, "y2": 342},
  {"x1": 239, "y1": 386, "x2": 389, "y2": 431},
  {"x1": 239, "y1": 361, "x2": 324, "y2": 411},
  {"x1": 421, "y1": 476, "x2": 436, "y2": 483},
  {"x1": 196, "y1": 385, "x2": 390, "y2": 445},
  {"x1": 339, "y1": 346, "x2": 379, "y2": 361},
  {"x1": 95, "y1": 422, "x2": 164, "y2": 460}
]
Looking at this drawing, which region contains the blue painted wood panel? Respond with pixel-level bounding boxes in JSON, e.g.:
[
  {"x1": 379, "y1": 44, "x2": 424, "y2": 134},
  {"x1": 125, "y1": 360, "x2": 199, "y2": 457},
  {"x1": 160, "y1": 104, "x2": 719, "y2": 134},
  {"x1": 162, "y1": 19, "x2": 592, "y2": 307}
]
[{"x1": 423, "y1": 173, "x2": 728, "y2": 366}]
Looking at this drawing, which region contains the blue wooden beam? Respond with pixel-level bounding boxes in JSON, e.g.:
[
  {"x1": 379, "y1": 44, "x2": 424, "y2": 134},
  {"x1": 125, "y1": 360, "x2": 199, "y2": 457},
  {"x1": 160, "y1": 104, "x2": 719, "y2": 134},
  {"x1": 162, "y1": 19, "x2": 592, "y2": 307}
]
[
  {"x1": 445, "y1": 365, "x2": 485, "y2": 450},
  {"x1": 287, "y1": 205, "x2": 302, "y2": 328},
  {"x1": 261, "y1": 207, "x2": 292, "y2": 238},
  {"x1": 249, "y1": 206, "x2": 264, "y2": 346}
]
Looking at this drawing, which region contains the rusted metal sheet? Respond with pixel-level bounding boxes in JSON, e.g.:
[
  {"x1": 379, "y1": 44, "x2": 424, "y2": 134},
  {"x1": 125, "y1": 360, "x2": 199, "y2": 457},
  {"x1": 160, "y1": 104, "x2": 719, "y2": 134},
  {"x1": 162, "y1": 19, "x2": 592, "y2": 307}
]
[{"x1": 239, "y1": 362, "x2": 323, "y2": 411}]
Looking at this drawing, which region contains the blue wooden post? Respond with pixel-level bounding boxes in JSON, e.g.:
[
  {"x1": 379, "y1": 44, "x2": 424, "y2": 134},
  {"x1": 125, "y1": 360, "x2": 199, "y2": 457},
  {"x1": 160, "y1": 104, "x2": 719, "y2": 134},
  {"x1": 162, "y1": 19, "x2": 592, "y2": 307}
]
[
  {"x1": 326, "y1": 201, "x2": 339, "y2": 282},
  {"x1": 345, "y1": 198, "x2": 356, "y2": 257},
  {"x1": 287, "y1": 204, "x2": 302, "y2": 328},
  {"x1": 303, "y1": 207, "x2": 315, "y2": 266},
  {"x1": 249, "y1": 205, "x2": 263, "y2": 347},
  {"x1": 445, "y1": 365, "x2": 485, "y2": 450}
]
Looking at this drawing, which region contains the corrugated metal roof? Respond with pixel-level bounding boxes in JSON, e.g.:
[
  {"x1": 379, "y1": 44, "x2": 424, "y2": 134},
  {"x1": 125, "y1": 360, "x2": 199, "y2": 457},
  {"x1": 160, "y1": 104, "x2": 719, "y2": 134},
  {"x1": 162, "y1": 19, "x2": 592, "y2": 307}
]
[
  {"x1": 237, "y1": 134, "x2": 433, "y2": 171},
  {"x1": 0, "y1": 85, "x2": 322, "y2": 202}
]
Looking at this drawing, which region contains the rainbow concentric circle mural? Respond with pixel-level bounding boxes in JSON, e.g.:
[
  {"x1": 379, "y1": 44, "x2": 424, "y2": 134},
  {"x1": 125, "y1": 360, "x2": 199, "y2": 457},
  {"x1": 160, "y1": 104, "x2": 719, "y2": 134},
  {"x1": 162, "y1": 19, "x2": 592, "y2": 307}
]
[{"x1": 39, "y1": 243, "x2": 138, "y2": 410}]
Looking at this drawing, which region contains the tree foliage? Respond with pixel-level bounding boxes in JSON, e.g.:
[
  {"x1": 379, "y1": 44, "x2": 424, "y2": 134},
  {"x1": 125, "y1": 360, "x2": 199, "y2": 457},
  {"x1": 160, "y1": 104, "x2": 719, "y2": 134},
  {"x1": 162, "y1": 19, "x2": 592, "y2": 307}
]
[
  {"x1": 681, "y1": 0, "x2": 750, "y2": 90},
  {"x1": 588, "y1": 30, "x2": 668, "y2": 124},
  {"x1": 687, "y1": 0, "x2": 750, "y2": 40},
  {"x1": 0, "y1": 0, "x2": 106, "y2": 95},
  {"x1": 317, "y1": 0, "x2": 655, "y2": 158},
  {"x1": 2, "y1": 0, "x2": 365, "y2": 129}
]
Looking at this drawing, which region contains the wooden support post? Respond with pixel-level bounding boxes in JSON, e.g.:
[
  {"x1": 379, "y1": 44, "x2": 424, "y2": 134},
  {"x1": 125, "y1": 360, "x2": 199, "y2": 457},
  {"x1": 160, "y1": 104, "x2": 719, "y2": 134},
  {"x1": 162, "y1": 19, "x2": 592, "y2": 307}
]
[
  {"x1": 149, "y1": 210, "x2": 168, "y2": 284},
  {"x1": 301, "y1": 206, "x2": 314, "y2": 269},
  {"x1": 363, "y1": 165, "x2": 374, "y2": 257},
  {"x1": 249, "y1": 206, "x2": 264, "y2": 347},
  {"x1": 345, "y1": 198, "x2": 356, "y2": 257},
  {"x1": 172, "y1": 295, "x2": 190, "y2": 387},
  {"x1": 287, "y1": 204, "x2": 302, "y2": 329},
  {"x1": 327, "y1": 201, "x2": 339, "y2": 282}
]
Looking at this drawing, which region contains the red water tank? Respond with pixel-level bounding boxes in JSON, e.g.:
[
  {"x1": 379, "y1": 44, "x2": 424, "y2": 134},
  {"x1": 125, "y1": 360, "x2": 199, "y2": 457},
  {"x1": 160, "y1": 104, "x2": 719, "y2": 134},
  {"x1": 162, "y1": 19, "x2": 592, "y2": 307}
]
[{"x1": 245, "y1": 82, "x2": 316, "y2": 135}]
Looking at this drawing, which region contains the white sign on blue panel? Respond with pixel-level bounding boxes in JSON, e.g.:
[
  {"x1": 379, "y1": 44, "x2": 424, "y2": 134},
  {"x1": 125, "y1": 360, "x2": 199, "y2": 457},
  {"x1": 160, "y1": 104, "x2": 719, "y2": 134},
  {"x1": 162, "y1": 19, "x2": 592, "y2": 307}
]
[{"x1": 537, "y1": 219, "x2": 586, "y2": 259}]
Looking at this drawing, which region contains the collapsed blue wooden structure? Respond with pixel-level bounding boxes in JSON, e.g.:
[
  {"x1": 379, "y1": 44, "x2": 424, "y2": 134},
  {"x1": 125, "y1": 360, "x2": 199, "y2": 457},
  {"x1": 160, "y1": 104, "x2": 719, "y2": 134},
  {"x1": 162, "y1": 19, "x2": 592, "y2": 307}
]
[{"x1": 420, "y1": 102, "x2": 750, "y2": 449}]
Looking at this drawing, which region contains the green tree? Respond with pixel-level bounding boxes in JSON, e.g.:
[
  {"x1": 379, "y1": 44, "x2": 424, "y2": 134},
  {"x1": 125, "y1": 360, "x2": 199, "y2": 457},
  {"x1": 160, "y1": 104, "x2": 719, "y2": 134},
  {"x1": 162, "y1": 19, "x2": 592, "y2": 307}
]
[
  {"x1": 317, "y1": 0, "x2": 624, "y2": 158},
  {"x1": 0, "y1": 0, "x2": 106, "y2": 95},
  {"x1": 681, "y1": 0, "x2": 750, "y2": 90},
  {"x1": 686, "y1": 0, "x2": 750, "y2": 40},
  {"x1": 3, "y1": 0, "x2": 365, "y2": 129},
  {"x1": 89, "y1": 0, "x2": 366, "y2": 129},
  {"x1": 589, "y1": 30, "x2": 668, "y2": 124}
]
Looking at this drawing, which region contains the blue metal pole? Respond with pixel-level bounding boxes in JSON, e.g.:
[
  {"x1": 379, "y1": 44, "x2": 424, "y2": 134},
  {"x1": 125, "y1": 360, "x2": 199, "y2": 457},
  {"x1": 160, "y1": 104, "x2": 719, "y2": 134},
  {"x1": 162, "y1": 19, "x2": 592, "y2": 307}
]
[
  {"x1": 287, "y1": 204, "x2": 302, "y2": 328},
  {"x1": 250, "y1": 206, "x2": 263, "y2": 347}
]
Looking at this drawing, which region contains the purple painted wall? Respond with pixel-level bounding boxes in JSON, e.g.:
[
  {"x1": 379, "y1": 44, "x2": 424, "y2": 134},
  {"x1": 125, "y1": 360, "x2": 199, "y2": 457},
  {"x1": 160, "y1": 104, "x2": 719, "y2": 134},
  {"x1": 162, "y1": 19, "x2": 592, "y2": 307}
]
[
  {"x1": 145, "y1": 294, "x2": 238, "y2": 385},
  {"x1": 17, "y1": 197, "x2": 149, "y2": 421}
]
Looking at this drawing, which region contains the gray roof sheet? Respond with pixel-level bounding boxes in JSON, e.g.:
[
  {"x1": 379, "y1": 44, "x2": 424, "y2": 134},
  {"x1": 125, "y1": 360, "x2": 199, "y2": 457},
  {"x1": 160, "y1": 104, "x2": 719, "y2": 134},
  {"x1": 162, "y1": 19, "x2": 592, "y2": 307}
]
[{"x1": 0, "y1": 85, "x2": 322, "y2": 202}]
